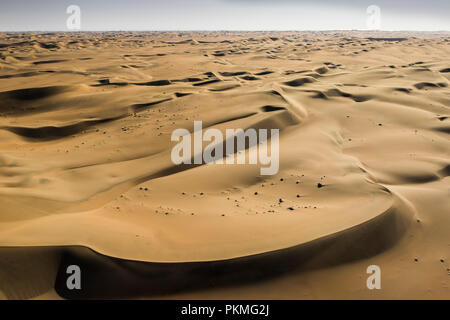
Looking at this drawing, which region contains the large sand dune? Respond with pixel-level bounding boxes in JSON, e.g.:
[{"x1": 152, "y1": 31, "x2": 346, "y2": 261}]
[{"x1": 0, "y1": 31, "x2": 448, "y2": 299}]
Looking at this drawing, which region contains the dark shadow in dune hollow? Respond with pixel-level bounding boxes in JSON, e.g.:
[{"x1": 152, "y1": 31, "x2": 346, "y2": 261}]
[
  {"x1": 1, "y1": 116, "x2": 125, "y2": 141},
  {"x1": 55, "y1": 199, "x2": 410, "y2": 299}
]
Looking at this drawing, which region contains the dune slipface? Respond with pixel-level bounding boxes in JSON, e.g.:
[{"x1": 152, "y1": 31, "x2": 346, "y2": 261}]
[{"x1": 0, "y1": 31, "x2": 449, "y2": 300}]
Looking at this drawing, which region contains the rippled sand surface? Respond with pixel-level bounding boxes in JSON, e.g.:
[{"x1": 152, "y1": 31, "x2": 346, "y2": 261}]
[{"x1": 0, "y1": 31, "x2": 449, "y2": 299}]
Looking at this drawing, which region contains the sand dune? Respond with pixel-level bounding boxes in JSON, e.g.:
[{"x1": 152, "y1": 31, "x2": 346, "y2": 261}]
[{"x1": 0, "y1": 31, "x2": 449, "y2": 300}]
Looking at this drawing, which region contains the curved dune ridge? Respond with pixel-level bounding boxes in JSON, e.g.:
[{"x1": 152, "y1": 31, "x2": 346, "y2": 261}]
[{"x1": 0, "y1": 31, "x2": 449, "y2": 299}]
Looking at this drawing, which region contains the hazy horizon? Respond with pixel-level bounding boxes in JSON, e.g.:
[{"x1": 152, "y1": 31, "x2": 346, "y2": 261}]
[{"x1": 0, "y1": 0, "x2": 449, "y2": 32}]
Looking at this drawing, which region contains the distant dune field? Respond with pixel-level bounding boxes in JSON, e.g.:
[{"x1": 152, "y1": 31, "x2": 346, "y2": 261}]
[{"x1": 0, "y1": 31, "x2": 448, "y2": 299}]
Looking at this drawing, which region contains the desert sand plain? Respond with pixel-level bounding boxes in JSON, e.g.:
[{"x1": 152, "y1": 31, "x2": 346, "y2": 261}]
[{"x1": 0, "y1": 31, "x2": 449, "y2": 299}]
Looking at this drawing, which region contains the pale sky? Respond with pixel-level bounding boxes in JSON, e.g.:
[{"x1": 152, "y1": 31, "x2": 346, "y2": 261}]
[{"x1": 0, "y1": 0, "x2": 449, "y2": 31}]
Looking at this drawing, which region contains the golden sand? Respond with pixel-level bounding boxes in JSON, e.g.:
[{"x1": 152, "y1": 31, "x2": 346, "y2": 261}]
[{"x1": 0, "y1": 31, "x2": 448, "y2": 299}]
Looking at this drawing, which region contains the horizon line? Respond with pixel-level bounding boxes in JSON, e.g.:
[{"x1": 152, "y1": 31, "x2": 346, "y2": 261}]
[{"x1": 1, "y1": 29, "x2": 450, "y2": 33}]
